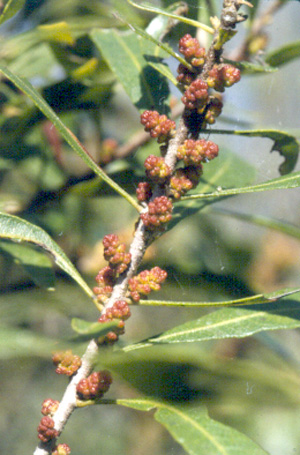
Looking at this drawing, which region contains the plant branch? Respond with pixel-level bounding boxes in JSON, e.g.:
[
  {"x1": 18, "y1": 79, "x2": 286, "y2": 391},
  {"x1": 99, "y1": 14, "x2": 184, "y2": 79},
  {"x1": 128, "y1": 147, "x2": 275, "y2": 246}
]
[{"x1": 33, "y1": 1, "x2": 250, "y2": 453}]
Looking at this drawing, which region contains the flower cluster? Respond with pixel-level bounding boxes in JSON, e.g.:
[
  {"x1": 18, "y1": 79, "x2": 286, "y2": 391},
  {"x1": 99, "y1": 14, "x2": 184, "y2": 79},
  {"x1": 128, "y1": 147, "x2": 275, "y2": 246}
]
[
  {"x1": 128, "y1": 266, "x2": 167, "y2": 302},
  {"x1": 181, "y1": 79, "x2": 209, "y2": 112},
  {"x1": 207, "y1": 64, "x2": 241, "y2": 92},
  {"x1": 37, "y1": 416, "x2": 59, "y2": 443},
  {"x1": 170, "y1": 166, "x2": 202, "y2": 199},
  {"x1": 176, "y1": 63, "x2": 197, "y2": 87},
  {"x1": 140, "y1": 110, "x2": 176, "y2": 143},
  {"x1": 177, "y1": 139, "x2": 219, "y2": 165},
  {"x1": 98, "y1": 300, "x2": 131, "y2": 344},
  {"x1": 103, "y1": 234, "x2": 131, "y2": 275},
  {"x1": 144, "y1": 155, "x2": 171, "y2": 182},
  {"x1": 136, "y1": 181, "x2": 152, "y2": 202},
  {"x1": 204, "y1": 97, "x2": 223, "y2": 125},
  {"x1": 52, "y1": 350, "x2": 81, "y2": 377},
  {"x1": 41, "y1": 398, "x2": 60, "y2": 417},
  {"x1": 179, "y1": 34, "x2": 206, "y2": 68},
  {"x1": 140, "y1": 196, "x2": 173, "y2": 231},
  {"x1": 52, "y1": 444, "x2": 71, "y2": 455},
  {"x1": 76, "y1": 370, "x2": 113, "y2": 400}
]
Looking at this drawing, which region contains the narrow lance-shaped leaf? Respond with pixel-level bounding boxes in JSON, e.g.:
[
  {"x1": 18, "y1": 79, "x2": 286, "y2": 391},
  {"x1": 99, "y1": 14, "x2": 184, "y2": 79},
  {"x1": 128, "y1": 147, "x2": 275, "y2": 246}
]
[
  {"x1": 265, "y1": 40, "x2": 300, "y2": 68},
  {"x1": 0, "y1": 65, "x2": 140, "y2": 212},
  {"x1": 147, "y1": 304, "x2": 300, "y2": 345},
  {"x1": 182, "y1": 170, "x2": 300, "y2": 201},
  {"x1": 0, "y1": 212, "x2": 93, "y2": 298},
  {"x1": 118, "y1": 398, "x2": 269, "y2": 455},
  {"x1": 127, "y1": 0, "x2": 214, "y2": 34},
  {"x1": 206, "y1": 128, "x2": 299, "y2": 175}
]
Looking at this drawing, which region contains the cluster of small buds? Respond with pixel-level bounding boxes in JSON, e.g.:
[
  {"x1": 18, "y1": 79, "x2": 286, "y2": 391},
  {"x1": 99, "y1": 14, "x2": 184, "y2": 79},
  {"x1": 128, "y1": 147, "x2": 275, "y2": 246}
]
[
  {"x1": 41, "y1": 398, "x2": 60, "y2": 417},
  {"x1": 52, "y1": 350, "x2": 81, "y2": 377},
  {"x1": 98, "y1": 300, "x2": 131, "y2": 344},
  {"x1": 176, "y1": 63, "x2": 197, "y2": 87},
  {"x1": 179, "y1": 34, "x2": 206, "y2": 68},
  {"x1": 170, "y1": 166, "x2": 203, "y2": 199},
  {"x1": 204, "y1": 97, "x2": 223, "y2": 125},
  {"x1": 140, "y1": 110, "x2": 176, "y2": 143},
  {"x1": 177, "y1": 139, "x2": 219, "y2": 166},
  {"x1": 52, "y1": 444, "x2": 71, "y2": 455},
  {"x1": 207, "y1": 64, "x2": 241, "y2": 92},
  {"x1": 76, "y1": 370, "x2": 113, "y2": 400},
  {"x1": 144, "y1": 155, "x2": 171, "y2": 182},
  {"x1": 181, "y1": 79, "x2": 209, "y2": 112},
  {"x1": 37, "y1": 416, "x2": 59, "y2": 443},
  {"x1": 140, "y1": 196, "x2": 173, "y2": 231},
  {"x1": 136, "y1": 182, "x2": 152, "y2": 202},
  {"x1": 102, "y1": 234, "x2": 131, "y2": 275},
  {"x1": 128, "y1": 266, "x2": 167, "y2": 302}
]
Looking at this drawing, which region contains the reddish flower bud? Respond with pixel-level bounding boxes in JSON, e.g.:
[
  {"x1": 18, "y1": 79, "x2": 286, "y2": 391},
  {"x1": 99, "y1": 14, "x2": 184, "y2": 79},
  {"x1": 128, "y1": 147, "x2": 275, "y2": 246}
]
[
  {"x1": 140, "y1": 111, "x2": 176, "y2": 143},
  {"x1": 140, "y1": 196, "x2": 173, "y2": 231},
  {"x1": 181, "y1": 79, "x2": 209, "y2": 112},
  {"x1": 136, "y1": 182, "x2": 152, "y2": 202},
  {"x1": 77, "y1": 370, "x2": 113, "y2": 400},
  {"x1": 128, "y1": 267, "x2": 167, "y2": 302},
  {"x1": 144, "y1": 155, "x2": 171, "y2": 182},
  {"x1": 37, "y1": 416, "x2": 59, "y2": 443},
  {"x1": 41, "y1": 398, "x2": 60, "y2": 416},
  {"x1": 52, "y1": 351, "x2": 81, "y2": 377},
  {"x1": 179, "y1": 34, "x2": 206, "y2": 68}
]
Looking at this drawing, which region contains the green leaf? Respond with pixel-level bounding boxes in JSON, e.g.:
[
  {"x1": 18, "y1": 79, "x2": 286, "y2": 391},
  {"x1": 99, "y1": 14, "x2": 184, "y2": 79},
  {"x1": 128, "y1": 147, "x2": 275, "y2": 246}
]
[
  {"x1": 0, "y1": 240, "x2": 55, "y2": 288},
  {"x1": 90, "y1": 28, "x2": 170, "y2": 113},
  {"x1": 127, "y1": 0, "x2": 214, "y2": 34},
  {"x1": 0, "y1": 212, "x2": 93, "y2": 298},
  {"x1": 182, "y1": 170, "x2": 300, "y2": 201},
  {"x1": 224, "y1": 58, "x2": 277, "y2": 75},
  {"x1": 207, "y1": 128, "x2": 299, "y2": 175},
  {"x1": 148, "y1": 304, "x2": 300, "y2": 345},
  {"x1": 71, "y1": 318, "x2": 120, "y2": 342},
  {"x1": 265, "y1": 40, "x2": 300, "y2": 67},
  {"x1": 0, "y1": 65, "x2": 140, "y2": 212},
  {"x1": 149, "y1": 61, "x2": 179, "y2": 87},
  {"x1": 0, "y1": 0, "x2": 25, "y2": 26},
  {"x1": 170, "y1": 151, "x2": 256, "y2": 229},
  {"x1": 139, "y1": 286, "x2": 300, "y2": 308},
  {"x1": 118, "y1": 398, "x2": 268, "y2": 455}
]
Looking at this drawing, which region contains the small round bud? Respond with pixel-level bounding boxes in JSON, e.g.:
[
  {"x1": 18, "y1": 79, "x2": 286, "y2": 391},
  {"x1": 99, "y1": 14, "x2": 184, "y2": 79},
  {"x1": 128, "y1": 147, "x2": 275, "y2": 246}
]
[
  {"x1": 52, "y1": 444, "x2": 71, "y2": 455},
  {"x1": 37, "y1": 416, "x2": 59, "y2": 443},
  {"x1": 140, "y1": 196, "x2": 173, "y2": 231},
  {"x1": 179, "y1": 34, "x2": 206, "y2": 68},
  {"x1": 52, "y1": 350, "x2": 81, "y2": 377},
  {"x1": 181, "y1": 79, "x2": 209, "y2": 112},
  {"x1": 76, "y1": 370, "x2": 113, "y2": 400},
  {"x1": 177, "y1": 139, "x2": 219, "y2": 165},
  {"x1": 207, "y1": 64, "x2": 241, "y2": 92},
  {"x1": 128, "y1": 266, "x2": 167, "y2": 302},
  {"x1": 41, "y1": 398, "x2": 60, "y2": 416},
  {"x1": 136, "y1": 182, "x2": 152, "y2": 202},
  {"x1": 140, "y1": 111, "x2": 176, "y2": 143},
  {"x1": 144, "y1": 155, "x2": 171, "y2": 182}
]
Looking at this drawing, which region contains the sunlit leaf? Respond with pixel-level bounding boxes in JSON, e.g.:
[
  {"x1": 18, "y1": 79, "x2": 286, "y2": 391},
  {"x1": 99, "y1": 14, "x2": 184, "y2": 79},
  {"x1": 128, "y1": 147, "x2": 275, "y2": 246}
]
[
  {"x1": 182, "y1": 171, "x2": 300, "y2": 201},
  {"x1": 0, "y1": 65, "x2": 140, "y2": 211},
  {"x1": 90, "y1": 28, "x2": 170, "y2": 113},
  {"x1": 0, "y1": 212, "x2": 93, "y2": 298},
  {"x1": 147, "y1": 304, "x2": 300, "y2": 345},
  {"x1": 0, "y1": 0, "x2": 25, "y2": 26},
  {"x1": 38, "y1": 22, "x2": 75, "y2": 45},
  {"x1": 265, "y1": 40, "x2": 300, "y2": 67},
  {"x1": 118, "y1": 398, "x2": 268, "y2": 455}
]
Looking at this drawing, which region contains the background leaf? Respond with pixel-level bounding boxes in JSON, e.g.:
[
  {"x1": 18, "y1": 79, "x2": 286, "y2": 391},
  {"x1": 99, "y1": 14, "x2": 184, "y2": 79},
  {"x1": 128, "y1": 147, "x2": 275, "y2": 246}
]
[
  {"x1": 90, "y1": 28, "x2": 170, "y2": 113},
  {"x1": 0, "y1": 240, "x2": 55, "y2": 288},
  {"x1": 71, "y1": 318, "x2": 120, "y2": 342},
  {"x1": 118, "y1": 398, "x2": 269, "y2": 455},
  {"x1": 265, "y1": 41, "x2": 300, "y2": 67},
  {"x1": 0, "y1": 212, "x2": 93, "y2": 298}
]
